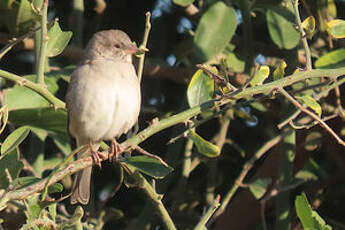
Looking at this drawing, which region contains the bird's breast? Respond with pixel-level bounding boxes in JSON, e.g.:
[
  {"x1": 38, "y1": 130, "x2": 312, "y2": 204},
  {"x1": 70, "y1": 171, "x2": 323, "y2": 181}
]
[{"x1": 67, "y1": 60, "x2": 141, "y2": 143}]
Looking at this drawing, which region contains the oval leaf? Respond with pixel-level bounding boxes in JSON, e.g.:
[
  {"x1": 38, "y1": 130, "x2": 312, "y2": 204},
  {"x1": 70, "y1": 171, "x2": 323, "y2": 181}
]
[
  {"x1": 1, "y1": 126, "x2": 30, "y2": 155},
  {"x1": 249, "y1": 178, "x2": 271, "y2": 199},
  {"x1": 301, "y1": 16, "x2": 316, "y2": 39},
  {"x1": 187, "y1": 69, "x2": 214, "y2": 108},
  {"x1": 0, "y1": 149, "x2": 23, "y2": 189},
  {"x1": 125, "y1": 156, "x2": 173, "y2": 179},
  {"x1": 189, "y1": 130, "x2": 220, "y2": 158},
  {"x1": 266, "y1": 7, "x2": 300, "y2": 49},
  {"x1": 295, "y1": 193, "x2": 315, "y2": 229},
  {"x1": 48, "y1": 183, "x2": 63, "y2": 194},
  {"x1": 194, "y1": 2, "x2": 237, "y2": 62},
  {"x1": 315, "y1": 48, "x2": 345, "y2": 69},
  {"x1": 295, "y1": 193, "x2": 332, "y2": 230},
  {"x1": 5, "y1": 75, "x2": 59, "y2": 110},
  {"x1": 327, "y1": 19, "x2": 345, "y2": 39},
  {"x1": 9, "y1": 108, "x2": 67, "y2": 135},
  {"x1": 304, "y1": 131, "x2": 322, "y2": 151},
  {"x1": 273, "y1": 60, "x2": 287, "y2": 80},
  {"x1": 226, "y1": 52, "x2": 245, "y2": 73},
  {"x1": 15, "y1": 0, "x2": 37, "y2": 35},
  {"x1": 296, "y1": 95, "x2": 322, "y2": 117},
  {"x1": 47, "y1": 21, "x2": 73, "y2": 57},
  {"x1": 250, "y1": 65, "x2": 270, "y2": 86},
  {"x1": 173, "y1": 0, "x2": 194, "y2": 7}
]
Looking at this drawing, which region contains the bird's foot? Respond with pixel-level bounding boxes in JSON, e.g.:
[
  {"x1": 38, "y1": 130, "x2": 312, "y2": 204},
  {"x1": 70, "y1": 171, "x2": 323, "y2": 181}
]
[
  {"x1": 89, "y1": 143, "x2": 106, "y2": 168},
  {"x1": 109, "y1": 139, "x2": 122, "y2": 161}
]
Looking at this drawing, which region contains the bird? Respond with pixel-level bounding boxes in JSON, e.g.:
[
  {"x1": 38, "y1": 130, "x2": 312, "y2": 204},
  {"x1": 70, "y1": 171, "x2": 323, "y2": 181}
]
[{"x1": 65, "y1": 30, "x2": 142, "y2": 205}]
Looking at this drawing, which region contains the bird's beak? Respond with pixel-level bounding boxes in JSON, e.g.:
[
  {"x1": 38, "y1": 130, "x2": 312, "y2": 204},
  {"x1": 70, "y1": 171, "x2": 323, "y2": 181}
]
[{"x1": 124, "y1": 44, "x2": 149, "y2": 55}]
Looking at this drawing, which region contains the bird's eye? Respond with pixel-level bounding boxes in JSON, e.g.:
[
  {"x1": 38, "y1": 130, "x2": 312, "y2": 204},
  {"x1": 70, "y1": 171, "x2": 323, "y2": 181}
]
[{"x1": 114, "y1": 44, "x2": 121, "y2": 49}]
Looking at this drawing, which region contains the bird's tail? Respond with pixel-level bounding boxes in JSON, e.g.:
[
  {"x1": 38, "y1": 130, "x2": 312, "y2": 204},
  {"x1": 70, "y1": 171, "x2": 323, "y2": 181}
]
[{"x1": 70, "y1": 138, "x2": 99, "y2": 205}]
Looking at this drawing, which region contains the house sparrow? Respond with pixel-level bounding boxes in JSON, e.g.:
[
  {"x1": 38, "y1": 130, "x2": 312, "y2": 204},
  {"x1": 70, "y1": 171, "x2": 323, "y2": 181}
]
[{"x1": 66, "y1": 30, "x2": 142, "y2": 204}]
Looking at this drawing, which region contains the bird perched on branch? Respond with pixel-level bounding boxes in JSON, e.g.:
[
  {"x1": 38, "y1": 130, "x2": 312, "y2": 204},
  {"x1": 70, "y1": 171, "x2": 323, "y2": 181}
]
[{"x1": 66, "y1": 30, "x2": 142, "y2": 204}]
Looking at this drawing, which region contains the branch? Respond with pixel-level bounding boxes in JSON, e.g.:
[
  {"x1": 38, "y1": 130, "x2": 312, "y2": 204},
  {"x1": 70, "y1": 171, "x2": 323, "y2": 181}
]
[
  {"x1": 292, "y1": 0, "x2": 312, "y2": 70},
  {"x1": 213, "y1": 129, "x2": 292, "y2": 219},
  {"x1": 36, "y1": 0, "x2": 49, "y2": 85},
  {"x1": 0, "y1": 64, "x2": 345, "y2": 227},
  {"x1": 278, "y1": 77, "x2": 345, "y2": 129},
  {"x1": 194, "y1": 195, "x2": 220, "y2": 230},
  {"x1": 278, "y1": 88, "x2": 345, "y2": 146},
  {"x1": 0, "y1": 69, "x2": 65, "y2": 110},
  {"x1": 137, "y1": 12, "x2": 151, "y2": 83}
]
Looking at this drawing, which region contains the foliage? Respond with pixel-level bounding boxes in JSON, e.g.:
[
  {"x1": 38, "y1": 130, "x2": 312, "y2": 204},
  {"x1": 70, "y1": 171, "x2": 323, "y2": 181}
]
[{"x1": 0, "y1": 0, "x2": 344, "y2": 229}]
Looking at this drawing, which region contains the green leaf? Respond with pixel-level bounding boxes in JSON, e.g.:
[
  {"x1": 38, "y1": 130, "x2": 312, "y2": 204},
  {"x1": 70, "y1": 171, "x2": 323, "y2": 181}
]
[
  {"x1": 226, "y1": 52, "x2": 245, "y2": 73},
  {"x1": 295, "y1": 158, "x2": 326, "y2": 181},
  {"x1": 9, "y1": 108, "x2": 68, "y2": 135},
  {"x1": 0, "y1": 149, "x2": 23, "y2": 189},
  {"x1": 173, "y1": 0, "x2": 194, "y2": 7},
  {"x1": 194, "y1": 2, "x2": 237, "y2": 62},
  {"x1": 125, "y1": 156, "x2": 173, "y2": 179},
  {"x1": 15, "y1": 0, "x2": 37, "y2": 35},
  {"x1": 48, "y1": 203, "x2": 57, "y2": 222},
  {"x1": 1, "y1": 126, "x2": 30, "y2": 155},
  {"x1": 189, "y1": 130, "x2": 220, "y2": 158},
  {"x1": 233, "y1": 108, "x2": 256, "y2": 122},
  {"x1": 47, "y1": 183, "x2": 63, "y2": 194},
  {"x1": 266, "y1": 7, "x2": 300, "y2": 49},
  {"x1": 24, "y1": 195, "x2": 41, "y2": 223},
  {"x1": 304, "y1": 131, "x2": 323, "y2": 151},
  {"x1": 250, "y1": 102, "x2": 267, "y2": 112},
  {"x1": 250, "y1": 65, "x2": 270, "y2": 86},
  {"x1": 99, "y1": 208, "x2": 124, "y2": 223},
  {"x1": 296, "y1": 95, "x2": 322, "y2": 117},
  {"x1": 273, "y1": 60, "x2": 287, "y2": 80},
  {"x1": 12, "y1": 176, "x2": 41, "y2": 189},
  {"x1": 327, "y1": 19, "x2": 345, "y2": 39},
  {"x1": 249, "y1": 178, "x2": 271, "y2": 199},
  {"x1": 295, "y1": 193, "x2": 332, "y2": 230},
  {"x1": 302, "y1": 16, "x2": 316, "y2": 39},
  {"x1": 5, "y1": 75, "x2": 59, "y2": 110},
  {"x1": 46, "y1": 21, "x2": 73, "y2": 57},
  {"x1": 67, "y1": 206, "x2": 83, "y2": 226},
  {"x1": 295, "y1": 193, "x2": 315, "y2": 229},
  {"x1": 315, "y1": 48, "x2": 345, "y2": 69},
  {"x1": 187, "y1": 69, "x2": 214, "y2": 108},
  {"x1": 50, "y1": 133, "x2": 71, "y2": 156}
]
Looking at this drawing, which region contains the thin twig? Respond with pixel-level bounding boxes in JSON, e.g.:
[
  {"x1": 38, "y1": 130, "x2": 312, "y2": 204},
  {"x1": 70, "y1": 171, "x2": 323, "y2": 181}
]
[
  {"x1": 36, "y1": 0, "x2": 49, "y2": 85},
  {"x1": 334, "y1": 79, "x2": 345, "y2": 119},
  {"x1": 133, "y1": 146, "x2": 169, "y2": 168},
  {"x1": 194, "y1": 195, "x2": 220, "y2": 230},
  {"x1": 213, "y1": 129, "x2": 291, "y2": 219},
  {"x1": 279, "y1": 88, "x2": 345, "y2": 146},
  {"x1": 0, "y1": 27, "x2": 40, "y2": 60},
  {"x1": 137, "y1": 12, "x2": 151, "y2": 83},
  {"x1": 292, "y1": 0, "x2": 312, "y2": 71},
  {"x1": 206, "y1": 117, "x2": 230, "y2": 205},
  {"x1": 278, "y1": 77, "x2": 345, "y2": 129},
  {"x1": 289, "y1": 114, "x2": 338, "y2": 129}
]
